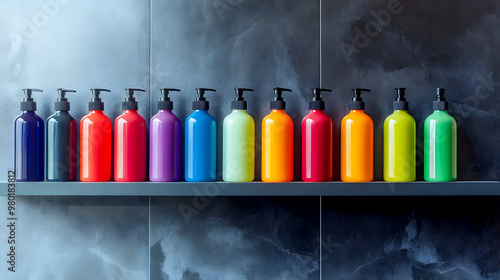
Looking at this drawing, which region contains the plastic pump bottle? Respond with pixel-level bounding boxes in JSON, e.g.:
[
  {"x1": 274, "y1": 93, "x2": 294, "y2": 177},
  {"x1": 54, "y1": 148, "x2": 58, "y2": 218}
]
[
  {"x1": 384, "y1": 88, "x2": 416, "y2": 182},
  {"x1": 223, "y1": 88, "x2": 255, "y2": 182},
  {"x1": 424, "y1": 88, "x2": 457, "y2": 182},
  {"x1": 341, "y1": 88, "x2": 373, "y2": 182},
  {"x1": 302, "y1": 88, "x2": 333, "y2": 182},
  {"x1": 262, "y1": 87, "x2": 294, "y2": 182},
  {"x1": 150, "y1": 88, "x2": 182, "y2": 182},
  {"x1": 14, "y1": 88, "x2": 44, "y2": 181},
  {"x1": 80, "y1": 89, "x2": 112, "y2": 182},
  {"x1": 114, "y1": 88, "x2": 147, "y2": 182},
  {"x1": 185, "y1": 88, "x2": 217, "y2": 182},
  {"x1": 46, "y1": 88, "x2": 77, "y2": 181}
]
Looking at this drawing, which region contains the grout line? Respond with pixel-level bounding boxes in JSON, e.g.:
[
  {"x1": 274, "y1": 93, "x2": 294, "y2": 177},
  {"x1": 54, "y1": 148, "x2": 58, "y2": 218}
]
[
  {"x1": 148, "y1": 195, "x2": 151, "y2": 280},
  {"x1": 320, "y1": 195, "x2": 322, "y2": 280}
]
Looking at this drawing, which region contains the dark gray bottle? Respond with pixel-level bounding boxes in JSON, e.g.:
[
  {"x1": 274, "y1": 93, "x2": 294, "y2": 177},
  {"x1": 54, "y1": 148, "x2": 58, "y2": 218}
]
[{"x1": 46, "y1": 88, "x2": 77, "y2": 181}]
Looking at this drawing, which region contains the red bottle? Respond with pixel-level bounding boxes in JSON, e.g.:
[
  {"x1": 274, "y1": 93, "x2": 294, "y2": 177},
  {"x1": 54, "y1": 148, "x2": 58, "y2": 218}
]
[
  {"x1": 302, "y1": 88, "x2": 333, "y2": 182},
  {"x1": 80, "y1": 89, "x2": 112, "y2": 181},
  {"x1": 114, "y1": 88, "x2": 147, "y2": 182}
]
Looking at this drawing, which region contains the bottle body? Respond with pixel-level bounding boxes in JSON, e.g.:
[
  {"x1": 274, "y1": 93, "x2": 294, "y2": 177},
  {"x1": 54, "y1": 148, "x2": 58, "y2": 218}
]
[
  {"x1": 262, "y1": 109, "x2": 294, "y2": 182},
  {"x1": 150, "y1": 110, "x2": 181, "y2": 182},
  {"x1": 223, "y1": 110, "x2": 255, "y2": 182},
  {"x1": 14, "y1": 111, "x2": 45, "y2": 181},
  {"x1": 301, "y1": 110, "x2": 333, "y2": 182},
  {"x1": 424, "y1": 111, "x2": 457, "y2": 181},
  {"x1": 80, "y1": 110, "x2": 112, "y2": 182},
  {"x1": 46, "y1": 111, "x2": 76, "y2": 181},
  {"x1": 341, "y1": 110, "x2": 373, "y2": 182},
  {"x1": 185, "y1": 110, "x2": 216, "y2": 182},
  {"x1": 114, "y1": 110, "x2": 147, "y2": 182},
  {"x1": 384, "y1": 110, "x2": 416, "y2": 182}
]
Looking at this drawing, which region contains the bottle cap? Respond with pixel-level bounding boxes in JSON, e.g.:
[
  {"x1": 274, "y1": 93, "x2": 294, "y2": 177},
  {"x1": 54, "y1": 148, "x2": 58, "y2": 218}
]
[
  {"x1": 349, "y1": 88, "x2": 370, "y2": 110},
  {"x1": 158, "y1": 88, "x2": 180, "y2": 110},
  {"x1": 393, "y1": 88, "x2": 408, "y2": 110},
  {"x1": 54, "y1": 88, "x2": 76, "y2": 111},
  {"x1": 231, "y1": 88, "x2": 254, "y2": 110},
  {"x1": 270, "y1": 87, "x2": 292, "y2": 110},
  {"x1": 433, "y1": 88, "x2": 448, "y2": 110},
  {"x1": 193, "y1": 88, "x2": 216, "y2": 110},
  {"x1": 21, "y1": 88, "x2": 43, "y2": 111},
  {"x1": 89, "y1": 88, "x2": 110, "y2": 111},
  {"x1": 309, "y1": 88, "x2": 331, "y2": 110},
  {"x1": 122, "y1": 88, "x2": 145, "y2": 110}
]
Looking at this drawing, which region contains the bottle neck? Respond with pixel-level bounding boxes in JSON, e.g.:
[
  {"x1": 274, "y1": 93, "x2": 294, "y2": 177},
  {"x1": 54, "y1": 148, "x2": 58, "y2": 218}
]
[
  {"x1": 350, "y1": 109, "x2": 364, "y2": 113},
  {"x1": 124, "y1": 109, "x2": 138, "y2": 113}
]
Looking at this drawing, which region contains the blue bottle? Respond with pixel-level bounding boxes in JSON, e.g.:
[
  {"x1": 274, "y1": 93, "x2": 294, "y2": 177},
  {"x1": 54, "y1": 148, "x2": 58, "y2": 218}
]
[
  {"x1": 185, "y1": 88, "x2": 216, "y2": 181},
  {"x1": 46, "y1": 89, "x2": 77, "y2": 181},
  {"x1": 14, "y1": 88, "x2": 44, "y2": 181}
]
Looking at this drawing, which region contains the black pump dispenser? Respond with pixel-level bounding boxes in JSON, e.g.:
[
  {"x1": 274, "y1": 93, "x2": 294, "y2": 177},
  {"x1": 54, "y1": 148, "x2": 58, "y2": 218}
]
[
  {"x1": 89, "y1": 88, "x2": 110, "y2": 111},
  {"x1": 54, "y1": 88, "x2": 76, "y2": 111},
  {"x1": 393, "y1": 88, "x2": 408, "y2": 110},
  {"x1": 122, "y1": 88, "x2": 145, "y2": 110},
  {"x1": 21, "y1": 88, "x2": 43, "y2": 111},
  {"x1": 349, "y1": 88, "x2": 371, "y2": 110},
  {"x1": 433, "y1": 88, "x2": 448, "y2": 110},
  {"x1": 158, "y1": 88, "x2": 180, "y2": 110},
  {"x1": 270, "y1": 87, "x2": 292, "y2": 110},
  {"x1": 309, "y1": 88, "x2": 331, "y2": 110},
  {"x1": 231, "y1": 88, "x2": 254, "y2": 110},
  {"x1": 193, "y1": 88, "x2": 216, "y2": 110}
]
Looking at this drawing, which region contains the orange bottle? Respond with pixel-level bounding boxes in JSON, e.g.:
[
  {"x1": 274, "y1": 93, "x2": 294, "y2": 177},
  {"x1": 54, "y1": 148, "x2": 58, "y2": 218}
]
[
  {"x1": 262, "y1": 87, "x2": 294, "y2": 182},
  {"x1": 341, "y1": 88, "x2": 373, "y2": 182}
]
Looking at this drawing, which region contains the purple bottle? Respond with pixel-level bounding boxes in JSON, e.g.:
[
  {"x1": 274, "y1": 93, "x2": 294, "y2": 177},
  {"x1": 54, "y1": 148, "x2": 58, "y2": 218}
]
[{"x1": 149, "y1": 88, "x2": 181, "y2": 181}]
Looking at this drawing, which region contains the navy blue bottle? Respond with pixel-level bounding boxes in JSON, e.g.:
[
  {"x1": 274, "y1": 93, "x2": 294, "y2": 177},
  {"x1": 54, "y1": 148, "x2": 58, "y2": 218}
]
[
  {"x1": 14, "y1": 88, "x2": 44, "y2": 181},
  {"x1": 46, "y1": 89, "x2": 77, "y2": 181},
  {"x1": 185, "y1": 88, "x2": 217, "y2": 181}
]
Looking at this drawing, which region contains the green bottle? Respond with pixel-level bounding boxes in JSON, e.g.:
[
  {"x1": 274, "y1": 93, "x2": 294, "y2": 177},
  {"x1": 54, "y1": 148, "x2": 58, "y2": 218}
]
[
  {"x1": 222, "y1": 88, "x2": 255, "y2": 182},
  {"x1": 424, "y1": 88, "x2": 457, "y2": 181},
  {"x1": 384, "y1": 88, "x2": 416, "y2": 182}
]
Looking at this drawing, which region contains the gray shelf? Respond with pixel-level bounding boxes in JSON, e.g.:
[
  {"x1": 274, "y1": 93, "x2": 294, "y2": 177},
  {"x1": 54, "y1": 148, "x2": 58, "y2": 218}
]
[{"x1": 1, "y1": 181, "x2": 499, "y2": 196}]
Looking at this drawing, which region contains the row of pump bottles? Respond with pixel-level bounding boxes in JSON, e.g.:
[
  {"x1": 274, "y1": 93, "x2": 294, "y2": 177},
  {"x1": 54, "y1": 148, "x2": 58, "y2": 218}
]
[{"x1": 14, "y1": 86, "x2": 457, "y2": 183}]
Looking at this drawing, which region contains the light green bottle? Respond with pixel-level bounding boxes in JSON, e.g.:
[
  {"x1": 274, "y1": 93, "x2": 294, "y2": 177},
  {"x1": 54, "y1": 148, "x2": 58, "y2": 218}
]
[
  {"x1": 384, "y1": 88, "x2": 416, "y2": 182},
  {"x1": 424, "y1": 88, "x2": 457, "y2": 182},
  {"x1": 222, "y1": 88, "x2": 255, "y2": 182}
]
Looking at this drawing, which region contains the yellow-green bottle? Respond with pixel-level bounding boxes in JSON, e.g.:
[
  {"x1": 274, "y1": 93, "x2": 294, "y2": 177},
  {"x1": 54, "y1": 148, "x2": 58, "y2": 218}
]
[{"x1": 384, "y1": 88, "x2": 416, "y2": 182}]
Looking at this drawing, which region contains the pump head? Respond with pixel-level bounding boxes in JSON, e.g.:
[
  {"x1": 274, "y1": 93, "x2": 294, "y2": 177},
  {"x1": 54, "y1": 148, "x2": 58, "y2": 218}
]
[
  {"x1": 393, "y1": 88, "x2": 408, "y2": 110},
  {"x1": 89, "y1": 88, "x2": 110, "y2": 111},
  {"x1": 158, "y1": 88, "x2": 180, "y2": 110},
  {"x1": 309, "y1": 88, "x2": 331, "y2": 110},
  {"x1": 193, "y1": 88, "x2": 216, "y2": 110},
  {"x1": 122, "y1": 88, "x2": 145, "y2": 110},
  {"x1": 433, "y1": 88, "x2": 448, "y2": 110},
  {"x1": 349, "y1": 88, "x2": 370, "y2": 110},
  {"x1": 21, "y1": 88, "x2": 43, "y2": 111},
  {"x1": 54, "y1": 88, "x2": 76, "y2": 111},
  {"x1": 232, "y1": 88, "x2": 254, "y2": 110},
  {"x1": 270, "y1": 87, "x2": 292, "y2": 110}
]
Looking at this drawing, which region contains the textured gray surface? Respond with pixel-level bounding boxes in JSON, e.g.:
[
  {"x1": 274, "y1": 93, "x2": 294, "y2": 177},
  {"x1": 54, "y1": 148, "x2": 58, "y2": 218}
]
[{"x1": 0, "y1": 0, "x2": 150, "y2": 181}]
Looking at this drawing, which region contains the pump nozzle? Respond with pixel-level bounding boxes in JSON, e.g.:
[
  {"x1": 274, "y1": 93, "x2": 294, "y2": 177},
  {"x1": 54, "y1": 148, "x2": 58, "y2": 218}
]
[
  {"x1": 271, "y1": 87, "x2": 292, "y2": 110},
  {"x1": 433, "y1": 88, "x2": 448, "y2": 110},
  {"x1": 193, "y1": 88, "x2": 216, "y2": 110},
  {"x1": 54, "y1": 88, "x2": 76, "y2": 111},
  {"x1": 393, "y1": 88, "x2": 408, "y2": 110},
  {"x1": 310, "y1": 88, "x2": 331, "y2": 110},
  {"x1": 21, "y1": 88, "x2": 43, "y2": 111},
  {"x1": 232, "y1": 88, "x2": 254, "y2": 109},
  {"x1": 89, "y1": 88, "x2": 110, "y2": 111},
  {"x1": 123, "y1": 88, "x2": 145, "y2": 110},
  {"x1": 349, "y1": 88, "x2": 370, "y2": 110},
  {"x1": 158, "y1": 88, "x2": 180, "y2": 110}
]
